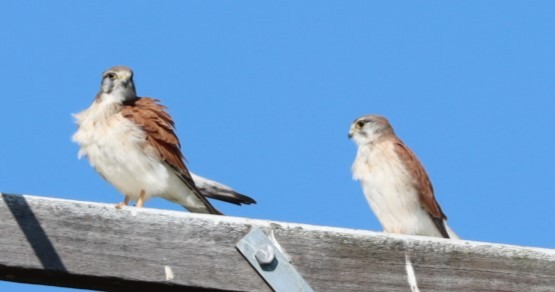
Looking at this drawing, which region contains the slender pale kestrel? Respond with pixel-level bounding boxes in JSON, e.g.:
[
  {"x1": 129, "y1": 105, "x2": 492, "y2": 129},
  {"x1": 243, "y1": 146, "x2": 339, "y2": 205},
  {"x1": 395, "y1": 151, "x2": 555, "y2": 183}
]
[
  {"x1": 73, "y1": 66, "x2": 255, "y2": 214},
  {"x1": 349, "y1": 115, "x2": 458, "y2": 238}
]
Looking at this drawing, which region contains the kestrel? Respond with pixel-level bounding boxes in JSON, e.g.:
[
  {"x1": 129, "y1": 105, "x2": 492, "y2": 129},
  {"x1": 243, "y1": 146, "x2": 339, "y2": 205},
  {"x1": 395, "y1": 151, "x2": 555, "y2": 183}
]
[
  {"x1": 349, "y1": 115, "x2": 458, "y2": 238},
  {"x1": 73, "y1": 66, "x2": 255, "y2": 214}
]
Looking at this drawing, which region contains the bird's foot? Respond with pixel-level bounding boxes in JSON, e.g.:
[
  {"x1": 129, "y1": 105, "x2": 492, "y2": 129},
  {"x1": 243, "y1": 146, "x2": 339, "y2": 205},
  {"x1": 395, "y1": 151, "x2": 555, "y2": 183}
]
[
  {"x1": 115, "y1": 196, "x2": 131, "y2": 209},
  {"x1": 115, "y1": 202, "x2": 126, "y2": 209}
]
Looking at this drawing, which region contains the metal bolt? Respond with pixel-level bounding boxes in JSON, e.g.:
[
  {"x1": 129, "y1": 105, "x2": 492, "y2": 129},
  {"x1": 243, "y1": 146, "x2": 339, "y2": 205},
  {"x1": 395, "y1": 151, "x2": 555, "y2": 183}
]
[{"x1": 255, "y1": 244, "x2": 275, "y2": 265}]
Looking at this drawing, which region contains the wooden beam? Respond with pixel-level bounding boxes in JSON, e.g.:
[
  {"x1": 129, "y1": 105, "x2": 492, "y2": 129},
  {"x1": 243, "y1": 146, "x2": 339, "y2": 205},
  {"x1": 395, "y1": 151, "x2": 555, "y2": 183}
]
[{"x1": 0, "y1": 193, "x2": 554, "y2": 291}]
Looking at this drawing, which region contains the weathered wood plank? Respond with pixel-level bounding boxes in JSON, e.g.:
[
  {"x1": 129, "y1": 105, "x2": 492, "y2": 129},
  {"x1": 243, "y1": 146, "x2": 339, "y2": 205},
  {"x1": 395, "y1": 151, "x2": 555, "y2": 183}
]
[{"x1": 0, "y1": 193, "x2": 554, "y2": 291}]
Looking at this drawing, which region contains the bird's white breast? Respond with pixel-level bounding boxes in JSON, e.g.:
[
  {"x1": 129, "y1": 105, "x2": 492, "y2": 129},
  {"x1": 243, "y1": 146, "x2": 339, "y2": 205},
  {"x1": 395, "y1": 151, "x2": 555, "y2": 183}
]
[
  {"x1": 352, "y1": 142, "x2": 442, "y2": 236},
  {"x1": 72, "y1": 101, "x2": 174, "y2": 201}
]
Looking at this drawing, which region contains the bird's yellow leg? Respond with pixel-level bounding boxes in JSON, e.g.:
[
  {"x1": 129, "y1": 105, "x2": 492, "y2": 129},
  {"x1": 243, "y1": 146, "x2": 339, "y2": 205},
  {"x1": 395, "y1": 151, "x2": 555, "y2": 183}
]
[
  {"x1": 136, "y1": 190, "x2": 145, "y2": 208},
  {"x1": 115, "y1": 196, "x2": 131, "y2": 209}
]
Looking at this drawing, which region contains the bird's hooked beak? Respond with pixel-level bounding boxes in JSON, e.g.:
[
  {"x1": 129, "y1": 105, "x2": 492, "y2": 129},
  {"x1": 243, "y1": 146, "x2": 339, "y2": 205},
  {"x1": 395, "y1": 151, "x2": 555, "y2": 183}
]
[
  {"x1": 348, "y1": 120, "x2": 366, "y2": 139},
  {"x1": 119, "y1": 75, "x2": 132, "y2": 88}
]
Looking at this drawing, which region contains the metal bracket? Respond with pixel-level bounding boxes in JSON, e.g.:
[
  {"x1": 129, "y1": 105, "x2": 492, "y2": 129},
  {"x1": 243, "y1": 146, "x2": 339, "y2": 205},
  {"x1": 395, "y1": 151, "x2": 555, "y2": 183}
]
[{"x1": 236, "y1": 227, "x2": 314, "y2": 292}]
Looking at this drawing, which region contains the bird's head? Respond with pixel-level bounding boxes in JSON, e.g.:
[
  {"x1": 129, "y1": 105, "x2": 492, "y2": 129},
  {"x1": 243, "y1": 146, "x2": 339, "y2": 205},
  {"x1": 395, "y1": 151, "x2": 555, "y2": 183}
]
[
  {"x1": 348, "y1": 114, "x2": 394, "y2": 145},
  {"x1": 99, "y1": 66, "x2": 137, "y2": 103}
]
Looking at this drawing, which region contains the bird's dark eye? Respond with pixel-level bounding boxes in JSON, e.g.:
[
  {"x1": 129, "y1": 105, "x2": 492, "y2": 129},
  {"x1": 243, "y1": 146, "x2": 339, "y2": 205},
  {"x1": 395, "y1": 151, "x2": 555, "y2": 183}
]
[
  {"x1": 106, "y1": 73, "x2": 116, "y2": 80},
  {"x1": 356, "y1": 121, "x2": 365, "y2": 129}
]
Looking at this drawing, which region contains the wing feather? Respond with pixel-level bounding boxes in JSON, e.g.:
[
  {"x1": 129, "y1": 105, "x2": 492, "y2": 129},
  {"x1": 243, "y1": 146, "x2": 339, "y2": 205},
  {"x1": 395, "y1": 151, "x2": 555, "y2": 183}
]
[
  {"x1": 393, "y1": 140, "x2": 450, "y2": 238},
  {"x1": 122, "y1": 97, "x2": 222, "y2": 215}
]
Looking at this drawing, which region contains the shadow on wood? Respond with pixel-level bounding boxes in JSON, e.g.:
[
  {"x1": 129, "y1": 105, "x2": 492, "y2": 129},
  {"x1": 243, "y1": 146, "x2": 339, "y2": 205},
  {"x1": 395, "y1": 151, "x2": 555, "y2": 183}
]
[{"x1": 3, "y1": 195, "x2": 67, "y2": 271}]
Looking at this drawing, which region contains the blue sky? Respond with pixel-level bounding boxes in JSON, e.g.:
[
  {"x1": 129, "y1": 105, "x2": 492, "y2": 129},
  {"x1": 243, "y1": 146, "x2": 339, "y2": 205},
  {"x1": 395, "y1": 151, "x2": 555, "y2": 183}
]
[{"x1": 1, "y1": 1, "x2": 554, "y2": 290}]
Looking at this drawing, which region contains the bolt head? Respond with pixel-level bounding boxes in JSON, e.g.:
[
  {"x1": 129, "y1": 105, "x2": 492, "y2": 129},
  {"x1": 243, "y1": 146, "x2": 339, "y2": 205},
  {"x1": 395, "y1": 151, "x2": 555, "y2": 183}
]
[{"x1": 255, "y1": 245, "x2": 275, "y2": 265}]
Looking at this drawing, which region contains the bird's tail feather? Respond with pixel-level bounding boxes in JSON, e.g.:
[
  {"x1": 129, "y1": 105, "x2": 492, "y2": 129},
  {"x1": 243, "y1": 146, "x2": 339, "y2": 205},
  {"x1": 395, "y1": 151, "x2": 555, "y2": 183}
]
[
  {"x1": 191, "y1": 172, "x2": 256, "y2": 206},
  {"x1": 445, "y1": 223, "x2": 460, "y2": 240}
]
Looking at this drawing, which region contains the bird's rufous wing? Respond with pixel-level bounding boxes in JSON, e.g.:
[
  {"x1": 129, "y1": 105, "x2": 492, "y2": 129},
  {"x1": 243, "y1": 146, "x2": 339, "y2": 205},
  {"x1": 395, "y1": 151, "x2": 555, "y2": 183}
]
[
  {"x1": 121, "y1": 97, "x2": 222, "y2": 215},
  {"x1": 393, "y1": 140, "x2": 449, "y2": 238}
]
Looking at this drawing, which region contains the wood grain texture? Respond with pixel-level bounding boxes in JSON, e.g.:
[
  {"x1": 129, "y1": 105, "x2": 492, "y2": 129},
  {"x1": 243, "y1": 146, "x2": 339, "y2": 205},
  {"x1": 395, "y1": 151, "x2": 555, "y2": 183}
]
[{"x1": 1, "y1": 193, "x2": 554, "y2": 291}]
